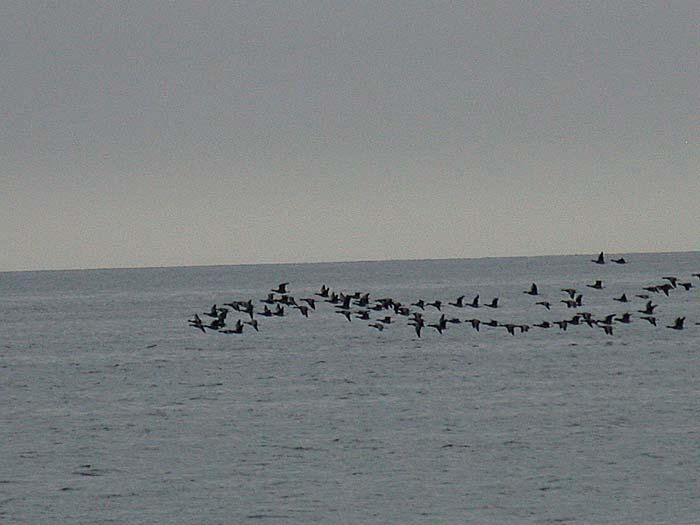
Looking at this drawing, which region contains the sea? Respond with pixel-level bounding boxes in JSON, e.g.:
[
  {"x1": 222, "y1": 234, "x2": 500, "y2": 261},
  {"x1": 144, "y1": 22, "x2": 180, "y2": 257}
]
[{"x1": 2, "y1": 252, "x2": 699, "y2": 524}]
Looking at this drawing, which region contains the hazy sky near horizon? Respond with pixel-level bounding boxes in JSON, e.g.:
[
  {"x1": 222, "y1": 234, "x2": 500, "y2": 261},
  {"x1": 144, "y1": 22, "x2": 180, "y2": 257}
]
[{"x1": 2, "y1": 1, "x2": 698, "y2": 271}]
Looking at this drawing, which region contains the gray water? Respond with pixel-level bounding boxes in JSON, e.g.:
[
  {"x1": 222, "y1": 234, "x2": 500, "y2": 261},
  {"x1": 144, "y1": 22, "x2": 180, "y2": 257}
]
[{"x1": 2, "y1": 253, "x2": 700, "y2": 523}]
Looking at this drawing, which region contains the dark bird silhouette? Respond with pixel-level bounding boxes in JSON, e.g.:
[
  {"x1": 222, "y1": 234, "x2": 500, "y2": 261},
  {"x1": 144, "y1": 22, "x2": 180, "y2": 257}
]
[
  {"x1": 411, "y1": 299, "x2": 426, "y2": 310},
  {"x1": 355, "y1": 310, "x2": 370, "y2": 320},
  {"x1": 377, "y1": 316, "x2": 393, "y2": 324},
  {"x1": 536, "y1": 301, "x2": 551, "y2": 310},
  {"x1": 592, "y1": 252, "x2": 605, "y2": 264},
  {"x1": 611, "y1": 257, "x2": 627, "y2": 264},
  {"x1": 524, "y1": 283, "x2": 539, "y2": 296},
  {"x1": 661, "y1": 276, "x2": 678, "y2": 288},
  {"x1": 337, "y1": 310, "x2": 352, "y2": 322},
  {"x1": 679, "y1": 282, "x2": 693, "y2": 290},
  {"x1": 272, "y1": 282, "x2": 289, "y2": 294},
  {"x1": 273, "y1": 305, "x2": 285, "y2": 317},
  {"x1": 188, "y1": 314, "x2": 206, "y2": 333},
  {"x1": 587, "y1": 280, "x2": 604, "y2": 290},
  {"x1": 667, "y1": 317, "x2": 685, "y2": 330},
  {"x1": 220, "y1": 319, "x2": 244, "y2": 334},
  {"x1": 615, "y1": 312, "x2": 632, "y2": 324},
  {"x1": 657, "y1": 284, "x2": 673, "y2": 296},
  {"x1": 408, "y1": 318, "x2": 424, "y2": 338},
  {"x1": 533, "y1": 321, "x2": 551, "y2": 329},
  {"x1": 483, "y1": 319, "x2": 499, "y2": 327},
  {"x1": 204, "y1": 304, "x2": 220, "y2": 318},
  {"x1": 640, "y1": 316, "x2": 657, "y2": 326},
  {"x1": 448, "y1": 296, "x2": 465, "y2": 308},
  {"x1": 485, "y1": 298, "x2": 499, "y2": 308},
  {"x1": 260, "y1": 293, "x2": 276, "y2": 304},
  {"x1": 301, "y1": 298, "x2": 316, "y2": 309},
  {"x1": 257, "y1": 305, "x2": 273, "y2": 317},
  {"x1": 294, "y1": 305, "x2": 310, "y2": 317},
  {"x1": 638, "y1": 301, "x2": 657, "y2": 315},
  {"x1": 613, "y1": 293, "x2": 628, "y2": 303},
  {"x1": 427, "y1": 300, "x2": 442, "y2": 311},
  {"x1": 601, "y1": 325, "x2": 614, "y2": 335},
  {"x1": 466, "y1": 295, "x2": 480, "y2": 308},
  {"x1": 244, "y1": 319, "x2": 259, "y2": 332},
  {"x1": 465, "y1": 318, "x2": 481, "y2": 331},
  {"x1": 561, "y1": 288, "x2": 576, "y2": 299},
  {"x1": 315, "y1": 284, "x2": 330, "y2": 298}
]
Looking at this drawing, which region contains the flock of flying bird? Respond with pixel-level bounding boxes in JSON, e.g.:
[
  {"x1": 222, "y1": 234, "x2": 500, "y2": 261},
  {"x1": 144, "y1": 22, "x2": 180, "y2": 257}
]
[{"x1": 188, "y1": 252, "x2": 700, "y2": 338}]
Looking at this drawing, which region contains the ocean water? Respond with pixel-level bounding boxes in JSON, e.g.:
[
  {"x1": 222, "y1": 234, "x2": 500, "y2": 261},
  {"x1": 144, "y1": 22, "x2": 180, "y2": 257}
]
[{"x1": 2, "y1": 253, "x2": 700, "y2": 524}]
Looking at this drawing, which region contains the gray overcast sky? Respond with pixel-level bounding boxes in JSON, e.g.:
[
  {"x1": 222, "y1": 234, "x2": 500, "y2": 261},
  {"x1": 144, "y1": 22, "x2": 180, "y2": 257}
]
[{"x1": 1, "y1": 1, "x2": 698, "y2": 271}]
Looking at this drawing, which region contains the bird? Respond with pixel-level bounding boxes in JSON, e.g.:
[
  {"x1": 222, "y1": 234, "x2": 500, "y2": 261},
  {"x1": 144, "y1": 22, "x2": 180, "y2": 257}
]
[
  {"x1": 561, "y1": 288, "x2": 577, "y2": 299},
  {"x1": 667, "y1": 317, "x2": 685, "y2": 330},
  {"x1": 466, "y1": 295, "x2": 480, "y2": 308},
  {"x1": 294, "y1": 305, "x2": 310, "y2": 317},
  {"x1": 465, "y1": 318, "x2": 481, "y2": 331},
  {"x1": 219, "y1": 319, "x2": 244, "y2": 334},
  {"x1": 271, "y1": 282, "x2": 289, "y2": 294},
  {"x1": 337, "y1": 310, "x2": 352, "y2": 322},
  {"x1": 613, "y1": 293, "x2": 629, "y2": 303},
  {"x1": 536, "y1": 301, "x2": 551, "y2": 310},
  {"x1": 411, "y1": 299, "x2": 426, "y2": 310},
  {"x1": 427, "y1": 300, "x2": 442, "y2": 311},
  {"x1": 301, "y1": 298, "x2": 316, "y2": 309},
  {"x1": 611, "y1": 257, "x2": 627, "y2": 264},
  {"x1": 484, "y1": 298, "x2": 499, "y2": 308},
  {"x1": 601, "y1": 325, "x2": 614, "y2": 335},
  {"x1": 448, "y1": 296, "x2": 465, "y2": 308},
  {"x1": 640, "y1": 316, "x2": 657, "y2": 326},
  {"x1": 524, "y1": 283, "x2": 539, "y2": 296},
  {"x1": 408, "y1": 318, "x2": 424, "y2": 337},
  {"x1": 615, "y1": 313, "x2": 632, "y2": 324},
  {"x1": 587, "y1": 280, "x2": 604, "y2": 290},
  {"x1": 592, "y1": 252, "x2": 605, "y2": 264},
  {"x1": 243, "y1": 319, "x2": 259, "y2": 331},
  {"x1": 315, "y1": 285, "x2": 330, "y2": 298},
  {"x1": 533, "y1": 321, "x2": 551, "y2": 329},
  {"x1": 637, "y1": 301, "x2": 657, "y2": 315},
  {"x1": 679, "y1": 282, "x2": 693, "y2": 291},
  {"x1": 661, "y1": 276, "x2": 678, "y2": 288}
]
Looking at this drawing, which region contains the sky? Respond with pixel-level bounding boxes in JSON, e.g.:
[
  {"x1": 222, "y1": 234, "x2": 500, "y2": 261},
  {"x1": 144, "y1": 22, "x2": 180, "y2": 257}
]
[{"x1": 1, "y1": 1, "x2": 698, "y2": 271}]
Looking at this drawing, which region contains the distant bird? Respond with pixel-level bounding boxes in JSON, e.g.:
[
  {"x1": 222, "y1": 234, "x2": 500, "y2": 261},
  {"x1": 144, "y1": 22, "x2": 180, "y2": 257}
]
[
  {"x1": 337, "y1": 310, "x2": 352, "y2": 322},
  {"x1": 553, "y1": 320, "x2": 568, "y2": 331},
  {"x1": 355, "y1": 310, "x2": 370, "y2": 320},
  {"x1": 613, "y1": 293, "x2": 629, "y2": 303},
  {"x1": 315, "y1": 285, "x2": 330, "y2": 298},
  {"x1": 536, "y1": 301, "x2": 551, "y2": 310},
  {"x1": 640, "y1": 316, "x2": 657, "y2": 326},
  {"x1": 219, "y1": 320, "x2": 244, "y2": 334},
  {"x1": 260, "y1": 293, "x2": 276, "y2": 305},
  {"x1": 637, "y1": 301, "x2": 657, "y2": 315},
  {"x1": 448, "y1": 296, "x2": 465, "y2": 308},
  {"x1": 601, "y1": 325, "x2": 614, "y2": 335},
  {"x1": 257, "y1": 305, "x2": 273, "y2": 317},
  {"x1": 587, "y1": 280, "x2": 604, "y2": 290},
  {"x1": 483, "y1": 319, "x2": 499, "y2": 327},
  {"x1": 484, "y1": 298, "x2": 499, "y2": 308},
  {"x1": 244, "y1": 319, "x2": 259, "y2": 332},
  {"x1": 377, "y1": 316, "x2": 393, "y2": 324},
  {"x1": 635, "y1": 294, "x2": 650, "y2": 299},
  {"x1": 273, "y1": 305, "x2": 285, "y2": 317},
  {"x1": 667, "y1": 317, "x2": 685, "y2": 330},
  {"x1": 615, "y1": 313, "x2": 632, "y2": 324},
  {"x1": 592, "y1": 252, "x2": 605, "y2": 264},
  {"x1": 679, "y1": 282, "x2": 693, "y2": 291},
  {"x1": 598, "y1": 314, "x2": 615, "y2": 326},
  {"x1": 271, "y1": 282, "x2": 289, "y2": 294},
  {"x1": 466, "y1": 295, "x2": 480, "y2": 308},
  {"x1": 693, "y1": 273, "x2": 700, "y2": 280},
  {"x1": 301, "y1": 298, "x2": 316, "y2": 309},
  {"x1": 204, "y1": 304, "x2": 220, "y2": 318},
  {"x1": 408, "y1": 318, "x2": 424, "y2": 337},
  {"x1": 427, "y1": 300, "x2": 442, "y2": 311},
  {"x1": 533, "y1": 321, "x2": 551, "y2": 329},
  {"x1": 611, "y1": 257, "x2": 627, "y2": 264},
  {"x1": 657, "y1": 284, "x2": 673, "y2": 296},
  {"x1": 427, "y1": 315, "x2": 448, "y2": 334},
  {"x1": 411, "y1": 299, "x2": 426, "y2": 310},
  {"x1": 643, "y1": 286, "x2": 659, "y2": 293},
  {"x1": 561, "y1": 288, "x2": 577, "y2": 298},
  {"x1": 661, "y1": 276, "x2": 678, "y2": 288},
  {"x1": 294, "y1": 305, "x2": 310, "y2": 317},
  {"x1": 465, "y1": 318, "x2": 481, "y2": 331},
  {"x1": 524, "y1": 283, "x2": 539, "y2": 296},
  {"x1": 188, "y1": 314, "x2": 206, "y2": 333}
]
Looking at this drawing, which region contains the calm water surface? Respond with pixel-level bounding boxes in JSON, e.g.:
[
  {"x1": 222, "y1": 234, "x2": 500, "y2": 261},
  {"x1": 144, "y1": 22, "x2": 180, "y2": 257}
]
[{"x1": 2, "y1": 253, "x2": 700, "y2": 523}]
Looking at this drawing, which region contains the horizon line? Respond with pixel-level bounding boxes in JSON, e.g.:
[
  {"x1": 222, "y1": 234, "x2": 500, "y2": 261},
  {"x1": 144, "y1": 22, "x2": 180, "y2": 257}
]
[{"x1": 2, "y1": 248, "x2": 699, "y2": 274}]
